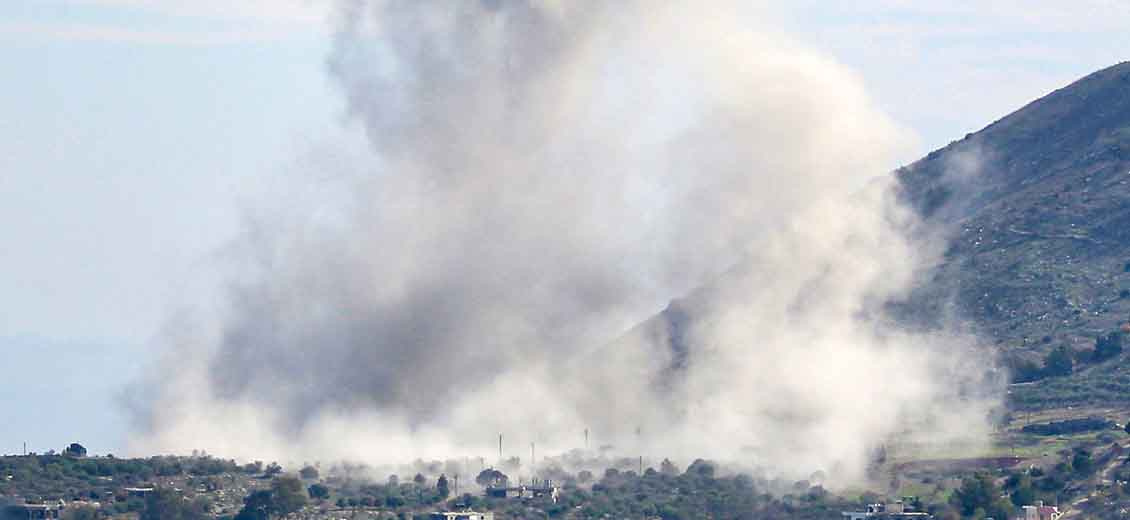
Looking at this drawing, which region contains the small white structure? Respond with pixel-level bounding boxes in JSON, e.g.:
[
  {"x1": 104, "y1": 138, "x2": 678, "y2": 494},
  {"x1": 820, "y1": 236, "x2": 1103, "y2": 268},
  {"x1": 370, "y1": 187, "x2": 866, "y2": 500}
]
[
  {"x1": 122, "y1": 487, "x2": 155, "y2": 498},
  {"x1": 842, "y1": 501, "x2": 932, "y2": 519},
  {"x1": 430, "y1": 512, "x2": 494, "y2": 520}
]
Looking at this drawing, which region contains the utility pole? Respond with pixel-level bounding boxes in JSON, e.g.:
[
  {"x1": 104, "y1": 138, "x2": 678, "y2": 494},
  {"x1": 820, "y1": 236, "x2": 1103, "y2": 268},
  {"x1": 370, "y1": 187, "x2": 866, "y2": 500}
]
[
  {"x1": 584, "y1": 428, "x2": 589, "y2": 450},
  {"x1": 499, "y1": 434, "x2": 503, "y2": 461}
]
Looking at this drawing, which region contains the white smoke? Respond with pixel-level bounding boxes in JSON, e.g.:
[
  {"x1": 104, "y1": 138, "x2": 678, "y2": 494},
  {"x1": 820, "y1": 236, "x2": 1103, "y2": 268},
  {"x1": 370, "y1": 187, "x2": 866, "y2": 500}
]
[{"x1": 128, "y1": 0, "x2": 1000, "y2": 486}]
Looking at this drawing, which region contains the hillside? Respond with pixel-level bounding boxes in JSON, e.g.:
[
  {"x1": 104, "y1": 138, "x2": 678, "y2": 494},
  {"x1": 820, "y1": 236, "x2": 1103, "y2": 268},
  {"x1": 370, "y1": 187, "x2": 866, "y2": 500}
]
[
  {"x1": 894, "y1": 61, "x2": 1130, "y2": 409},
  {"x1": 895, "y1": 61, "x2": 1130, "y2": 339},
  {"x1": 627, "y1": 62, "x2": 1130, "y2": 412}
]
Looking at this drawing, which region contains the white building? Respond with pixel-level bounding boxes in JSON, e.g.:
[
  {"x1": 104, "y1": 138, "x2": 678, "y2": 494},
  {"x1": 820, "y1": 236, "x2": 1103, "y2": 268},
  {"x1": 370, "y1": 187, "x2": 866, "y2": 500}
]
[
  {"x1": 1017, "y1": 501, "x2": 1063, "y2": 520},
  {"x1": 430, "y1": 512, "x2": 494, "y2": 520},
  {"x1": 842, "y1": 501, "x2": 932, "y2": 519}
]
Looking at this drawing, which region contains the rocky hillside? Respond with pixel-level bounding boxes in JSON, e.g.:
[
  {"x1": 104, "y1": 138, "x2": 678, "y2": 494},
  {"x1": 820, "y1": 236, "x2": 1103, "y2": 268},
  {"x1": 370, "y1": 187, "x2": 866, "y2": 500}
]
[
  {"x1": 895, "y1": 61, "x2": 1130, "y2": 409},
  {"x1": 896, "y1": 60, "x2": 1130, "y2": 336}
]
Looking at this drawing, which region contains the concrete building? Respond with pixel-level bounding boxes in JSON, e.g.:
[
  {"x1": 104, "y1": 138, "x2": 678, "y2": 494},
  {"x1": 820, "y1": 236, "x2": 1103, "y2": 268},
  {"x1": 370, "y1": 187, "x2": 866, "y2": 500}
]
[
  {"x1": 4, "y1": 503, "x2": 62, "y2": 519},
  {"x1": 62, "y1": 443, "x2": 86, "y2": 458},
  {"x1": 842, "y1": 500, "x2": 932, "y2": 519},
  {"x1": 484, "y1": 480, "x2": 559, "y2": 503},
  {"x1": 1017, "y1": 501, "x2": 1063, "y2": 520}
]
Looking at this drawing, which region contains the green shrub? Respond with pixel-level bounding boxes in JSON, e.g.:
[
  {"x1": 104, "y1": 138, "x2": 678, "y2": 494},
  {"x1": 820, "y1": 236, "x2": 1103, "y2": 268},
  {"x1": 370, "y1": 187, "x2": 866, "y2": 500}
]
[{"x1": 1043, "y1": 346, "x2": 1074, "y2": 377}]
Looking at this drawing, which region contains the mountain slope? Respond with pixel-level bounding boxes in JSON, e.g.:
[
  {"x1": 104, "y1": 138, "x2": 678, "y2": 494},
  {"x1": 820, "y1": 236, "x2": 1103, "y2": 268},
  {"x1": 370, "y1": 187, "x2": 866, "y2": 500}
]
[
  {"x1": 896, "y1": 62, "x2": 1130, "y2": 349},
  {"x1": 895, "y1": 62, "x2": 1130, "y2": 409},
  {"x1": 630, "y1": 62, "x2": 1130, "y2": 412}
]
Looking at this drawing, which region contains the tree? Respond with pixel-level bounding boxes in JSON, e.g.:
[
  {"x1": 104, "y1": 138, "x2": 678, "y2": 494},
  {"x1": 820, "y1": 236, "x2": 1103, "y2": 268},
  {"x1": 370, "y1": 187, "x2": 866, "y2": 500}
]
[
  {"x1": 264, "y1": 462, "x2": 283, "y2": 478},
  {"x1": 413, "y1": 473, "x2": 426, "y2": 485},
  {"x1": 64, "y1": 443, "x2": 87, "y2": 458},
  {"x1": 437, "y1": 474, "x2": 450, "y2": 498},
  {"x1": 141, "y1": 487, "x2": 207, "y2": 520},
  {"x1": 1094, "y1": 332, "x2": 1123, "y2": 362},
  {"x1": 1072, "y1": 449, "x2": 1095, "y2": 476},
  {"x1": 1007, "y1": 356, "x2": 1044, "y2": 383},
  {"x1": 1043, "y1": 346, "x2": 1073, "y2": 377},
  {"x1": 308, "y1": 483, "x2": 330, "y2": 500},
  {"x1": 233, "y1": 477, "x2": 307, "y2": 520},
  {"x1": 199, "y1": 476, "x2": 222, "y2": 492},
  {"x1": 685, "y1": 459, "x2": 715, "y2": 479},
  {"x1": 475, "y1": 468, "x2": 508, "y2": 488},
  {"x1": 385, "y1": 494, "x2": 405, "y2": 508},
  {"x1": 61, "y1": 506, "x2": 99, "y2": 520},
  {"x1": 234, "y1": 490, "x2": 272, "y2": 520},
  {"x1": 952, "y1": 473, "x2": 998, "y2": 516},
  {"x1": 271, "y1": 475, "x2": 308, "y2": 516},
  {"x1": 1010, "y1": 484, "x2": 1035, "y2": 507},
  {"x1": 660, "y1": 458, "x2": 679, "y2": 476},
  {"x1": 299, "y1": 465, "x2": 319, "y2": 480},
  {"x1": 988, "y1": 498, "x2": 1016, "y2": 520}
]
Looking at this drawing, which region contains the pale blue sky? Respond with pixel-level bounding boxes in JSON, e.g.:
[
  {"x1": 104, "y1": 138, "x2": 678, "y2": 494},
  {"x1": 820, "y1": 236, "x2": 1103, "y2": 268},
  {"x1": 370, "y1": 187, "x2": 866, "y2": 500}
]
[{"x1": 1, "y1": 0, "x2": 1127, "y2": 455}]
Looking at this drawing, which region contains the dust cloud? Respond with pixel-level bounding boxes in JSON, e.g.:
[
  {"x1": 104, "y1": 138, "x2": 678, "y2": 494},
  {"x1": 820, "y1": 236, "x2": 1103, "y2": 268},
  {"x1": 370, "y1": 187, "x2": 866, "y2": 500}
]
[{"x1": 128, "y1": 0, "x2": 1000, "y2": 486}]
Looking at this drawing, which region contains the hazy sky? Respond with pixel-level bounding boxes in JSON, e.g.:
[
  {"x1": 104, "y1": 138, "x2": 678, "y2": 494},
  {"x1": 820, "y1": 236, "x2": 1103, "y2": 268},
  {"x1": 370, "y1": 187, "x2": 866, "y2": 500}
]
[{"x1": 1, "y1": 0, "x2": 1127, "y2": 456}]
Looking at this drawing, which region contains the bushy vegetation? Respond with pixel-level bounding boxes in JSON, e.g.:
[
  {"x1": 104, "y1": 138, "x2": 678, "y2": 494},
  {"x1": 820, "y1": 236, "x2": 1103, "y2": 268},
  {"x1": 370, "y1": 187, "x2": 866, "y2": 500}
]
[
  {"x1": 326, "y1": 473, "x2": 450, "y2": 510},
  {"x1": 1009, "y1": 354, "x2": 1130, "y2": 410},
  {"x1": 551, "y1": 460, "x2": 849, "y2": 520},
  {"x1": 140, "y1": 487, "x2": 211, "y2": 520},
  {"x1": 1021, "y1": 417, "x2": 1115, "y2": 436},
  {"x1": 234, "y1": 476, "x2": 307, "y2": 520},
  {"x1": 1007, "y1": 346, "x2": 1073, "y2": 383},
  {"x1": 0, "y1": 454, "x2": 241, "y2": 505},
  {"x1": 225, "y1": 458, "x2": 856, "y2": 519},
  {"x1": 950, "y1": 472, "x2": 1015, "y2": 520},
  {"x1": 1007, "y1": 328, "x2": 1126, "y2": 386},
  {"x1": 0, "y1": 454, "x2": 295, "y2": 518},
  {"x1": 1091, "y1": 331, "x2": 1124, "y2": 362},
  {"x1": 0, "y1": 446, "x2": 1119, "y2": 520}
]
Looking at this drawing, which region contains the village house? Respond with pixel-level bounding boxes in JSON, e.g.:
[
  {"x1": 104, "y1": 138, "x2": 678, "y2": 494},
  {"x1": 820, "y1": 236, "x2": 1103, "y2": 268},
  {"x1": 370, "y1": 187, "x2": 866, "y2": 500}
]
[
  {"x1": 3, "y1": 502, "x2": 63, "y2": 519},
  {"x1": 841, "y1": 500, "x2": 932, "y2": 519},
  {"x1": 122, "y1": 487, "x2": 155, "y2": 498},
  {"x1": 62, "y1": 443, "x2": 86, "y2": 458},
  {"x1": 1017, "y1": 501, "x2": 1063, "y2": 520},
  {"x1": 484, "y1": 479, "x2": 559, "y2": 503}
]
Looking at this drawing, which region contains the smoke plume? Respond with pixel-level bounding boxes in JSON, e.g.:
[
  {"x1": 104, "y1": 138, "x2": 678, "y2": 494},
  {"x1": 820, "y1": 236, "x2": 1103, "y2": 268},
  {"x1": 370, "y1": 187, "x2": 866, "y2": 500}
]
[{"x1": 130, "y1": 0, "x2": 1000, "y2": 485}]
